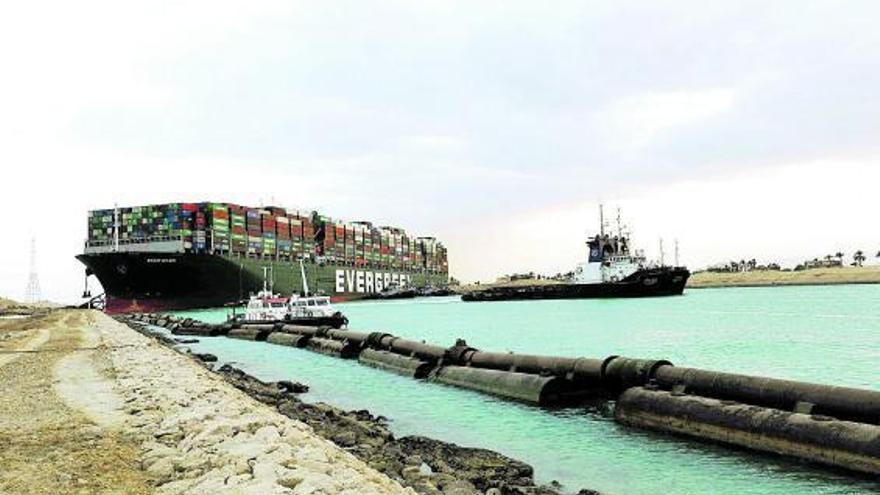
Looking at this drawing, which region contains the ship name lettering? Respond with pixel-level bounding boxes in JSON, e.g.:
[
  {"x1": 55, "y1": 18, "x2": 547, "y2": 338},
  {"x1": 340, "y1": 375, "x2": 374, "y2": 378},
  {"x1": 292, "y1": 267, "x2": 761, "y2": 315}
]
[{"x1": 334, "y1": 270, "x2": 410, "y2": 294}]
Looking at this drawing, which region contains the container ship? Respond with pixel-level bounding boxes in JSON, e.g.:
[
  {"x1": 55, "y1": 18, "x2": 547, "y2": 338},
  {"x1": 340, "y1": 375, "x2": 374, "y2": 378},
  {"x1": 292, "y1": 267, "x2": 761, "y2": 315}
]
[
  {"x1": 76, "y1": 202, "x2": 449, "y2": 314},
  {"x1": 462, "y1": 207, "x2": 688, "y2": 302}
]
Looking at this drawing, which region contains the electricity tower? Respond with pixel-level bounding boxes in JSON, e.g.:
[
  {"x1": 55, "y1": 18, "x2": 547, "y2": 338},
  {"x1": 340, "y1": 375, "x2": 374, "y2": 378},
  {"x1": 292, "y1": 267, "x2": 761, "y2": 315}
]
[{"x1": 25, "y1": 238, "x2": 41, "y2": 304}]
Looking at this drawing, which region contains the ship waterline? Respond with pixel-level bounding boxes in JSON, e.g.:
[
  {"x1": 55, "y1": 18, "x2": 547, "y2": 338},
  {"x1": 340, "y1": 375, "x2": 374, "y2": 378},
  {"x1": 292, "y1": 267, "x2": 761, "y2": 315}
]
[{"x1": 78, "y1": 251, "x2": 447, "y2": 313}]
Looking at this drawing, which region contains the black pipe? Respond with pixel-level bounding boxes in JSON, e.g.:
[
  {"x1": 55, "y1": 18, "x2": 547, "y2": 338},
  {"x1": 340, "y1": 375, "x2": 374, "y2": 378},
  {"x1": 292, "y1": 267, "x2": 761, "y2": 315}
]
[
  {"x1": 359, "y1": 349, "x2": 433, "y2": 378},
  {"x1": 601, "y1": 356, "x2": 673, "y2": 393},
  {"x1": 653, "y1": 366, "x2": 880, "y2": 426},
  {"x1": 616, "y1": 387, "x2": 880, "y2": 475},
  {"x1": 325, "y1": 329, "x2": 371, "y2": 345}
]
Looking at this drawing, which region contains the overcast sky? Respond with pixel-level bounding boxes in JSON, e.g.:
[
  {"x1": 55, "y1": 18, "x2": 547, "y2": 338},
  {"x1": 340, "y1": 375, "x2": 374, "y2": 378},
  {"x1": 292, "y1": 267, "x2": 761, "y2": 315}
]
[{"x1": 2, "y1": 1, "x2": 880, "y2": 303}]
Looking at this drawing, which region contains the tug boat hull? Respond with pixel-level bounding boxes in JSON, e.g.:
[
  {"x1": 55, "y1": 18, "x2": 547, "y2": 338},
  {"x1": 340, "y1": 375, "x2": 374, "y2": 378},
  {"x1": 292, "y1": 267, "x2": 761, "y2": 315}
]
[{"x1": 461, "y1": 268, "x2": 690, "y2": 302}]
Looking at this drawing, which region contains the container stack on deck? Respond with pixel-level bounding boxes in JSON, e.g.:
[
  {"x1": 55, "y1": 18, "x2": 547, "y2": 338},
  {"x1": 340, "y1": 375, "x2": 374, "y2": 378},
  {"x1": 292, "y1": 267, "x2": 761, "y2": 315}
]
[
  {"x1": 88, "y1": 203, "x2": 202, "y2": 250},
  {"x1": 86, "y1": 202, "x2": 449, "y2": 274}
]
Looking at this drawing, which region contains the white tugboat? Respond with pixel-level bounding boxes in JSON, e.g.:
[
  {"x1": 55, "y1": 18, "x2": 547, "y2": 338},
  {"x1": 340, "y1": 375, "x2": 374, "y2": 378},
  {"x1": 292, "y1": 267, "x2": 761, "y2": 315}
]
[
  {"x1": 285, "y1": 261, "x2": 348, "y2": 328},
  {"x1": 242, "y1": 267, "x2": 289, "y2": 321},
  {"x1": 233, "y1": 264, "x2": 348, "y2": 328},
  {"x1": 462, "y1": 206, "x2": 689, "y2": 302}
]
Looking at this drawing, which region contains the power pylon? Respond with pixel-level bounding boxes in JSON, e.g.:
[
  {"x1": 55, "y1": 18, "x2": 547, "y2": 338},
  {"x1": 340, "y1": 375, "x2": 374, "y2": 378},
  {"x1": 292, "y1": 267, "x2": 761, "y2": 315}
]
[{"x1": 25, "y1": 238, "x2": 41, "y2": 304}]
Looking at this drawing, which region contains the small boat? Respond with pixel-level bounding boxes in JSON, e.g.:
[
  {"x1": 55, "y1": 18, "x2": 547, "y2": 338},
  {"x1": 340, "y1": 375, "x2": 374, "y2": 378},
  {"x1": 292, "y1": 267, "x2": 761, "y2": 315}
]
[
  {"x1": 364, "y1": 282, "x2": 417, "y2": 300},
  {"x1": 286, "y1": 293, "x2": 348, "y2": 328},
  {"x1": 462, "y1": 206, "x2": 690, "y2": 302},
  {"x1": 231, "y1": 264, "x2": 349, "y2": 328},
  {"x1": 242, "y1": 291, "x2": 289, "y2": 321}
]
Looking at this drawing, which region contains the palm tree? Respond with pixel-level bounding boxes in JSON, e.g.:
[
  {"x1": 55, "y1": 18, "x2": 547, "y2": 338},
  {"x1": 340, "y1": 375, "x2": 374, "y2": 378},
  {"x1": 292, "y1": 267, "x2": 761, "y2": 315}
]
[
  {"x1": 853, "y1": 250, "x2": 866, "y2": 267},
  {"x1": 836, "y1": 252, "x2": 845, "y2": 265}
]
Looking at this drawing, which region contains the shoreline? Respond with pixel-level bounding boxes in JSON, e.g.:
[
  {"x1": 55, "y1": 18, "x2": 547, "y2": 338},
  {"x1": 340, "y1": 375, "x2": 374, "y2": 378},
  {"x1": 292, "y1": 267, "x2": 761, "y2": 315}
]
[
  {"x1": 0, "y1": 310, "x2": 421, "y2": 494},
  {"x1": 125, "y1": 317, "x2": 600, "y2": 495},
  {"x1": 686, "y1": 266, "x2": 880, "y2": 289},
  {"x1": 687, "y1": 279, "x2": 880, "y2": 289}
]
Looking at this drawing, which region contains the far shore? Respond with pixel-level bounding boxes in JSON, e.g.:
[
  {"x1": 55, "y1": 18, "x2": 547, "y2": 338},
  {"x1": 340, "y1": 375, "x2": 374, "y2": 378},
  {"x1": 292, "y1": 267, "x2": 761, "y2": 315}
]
[{"x1": 687, "y1": 265, "x2": 880, "y2": 289}]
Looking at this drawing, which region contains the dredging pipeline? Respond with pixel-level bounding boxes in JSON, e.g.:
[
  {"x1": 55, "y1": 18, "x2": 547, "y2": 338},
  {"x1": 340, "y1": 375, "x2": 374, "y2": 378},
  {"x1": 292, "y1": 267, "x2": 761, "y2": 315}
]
[{"x1": 130, "y1": 313, "x2": 880, "y2": 476}]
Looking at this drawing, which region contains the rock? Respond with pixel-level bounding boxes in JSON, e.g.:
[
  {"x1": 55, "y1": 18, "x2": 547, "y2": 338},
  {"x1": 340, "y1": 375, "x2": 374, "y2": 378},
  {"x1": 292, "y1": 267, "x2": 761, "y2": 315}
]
[
  {"x1": 332, "y1": 430, "x2": 358, "y2": 447},
  {"x1": 277, "y1": 380, "x2": 309, "y2": 393},
  {"x1": 440, "y1": 480, "x2": 479, "y2": 495},
  {"x1": 387, "y1": 436, "x2": 534, "y2": 492},
  {"x1": 146, "y1": 457, "x2": 175, "y2": 484},
  {"x1": 191, "y1": 353, "x2": 217, "y2": 364}
]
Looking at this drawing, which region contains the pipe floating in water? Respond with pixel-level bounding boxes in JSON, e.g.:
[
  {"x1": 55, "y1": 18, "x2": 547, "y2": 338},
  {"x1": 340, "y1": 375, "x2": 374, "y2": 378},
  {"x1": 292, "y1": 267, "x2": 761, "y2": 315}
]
[
  {"x1": 280, "y1": 324, "x2": 325, "y2": 338},
  {"x1": 305, "y1": 337, "x2": 360, "y2": 358},
  {"x1": 431, "y1": 365, "x2": 595, "y2": 406},
  {"x1": 172, "y1": 325, "x2": 226, "y2": 337},
  {"x1": 376, "y1": 336, "x2": 448, "y2": 362},
  {"x1": 615, "y1": 387, "x2": 880, "y2": 476},
  {"x1": 326, "y1": 329, "x2": 371, "y2": 346},
  {"x1": 460, "y1": 350, "x2": 605, "y2": 385},
  {"x1": 228, "y1": 326, "x2": 272, "y2": 341},
  {"x1": 652, "y1": 366, "x2": 880, "y2": 426},
  {"x1": 359, "y1": 349, "x2": 433, "y2": 378},
  {"x1": 601, "y1": 356, "x2": 673, "y2": 393},
  {"x1": 266, "y1": 332, "x2": 309, "y2": 348}
]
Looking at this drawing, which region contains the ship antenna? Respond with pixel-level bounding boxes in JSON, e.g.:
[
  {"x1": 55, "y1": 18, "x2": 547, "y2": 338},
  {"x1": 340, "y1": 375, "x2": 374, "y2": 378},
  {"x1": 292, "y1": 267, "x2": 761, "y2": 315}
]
[
  {"x1": 674, "y1": 239, "x2": 680, "y2": 267},
  {"x1": 659, "y1": 238, "x2": 665, "y2": 267},
  {"x1": 616, "y1": 207, "x2": 622, "y2": 238},
  {"x1": 599, "y1": 204, "x2": 605, "y2": 237}
]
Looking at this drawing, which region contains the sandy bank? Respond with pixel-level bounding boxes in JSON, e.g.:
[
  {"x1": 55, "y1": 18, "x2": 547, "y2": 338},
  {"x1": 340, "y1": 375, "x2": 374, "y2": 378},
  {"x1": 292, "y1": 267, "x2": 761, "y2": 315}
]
[
  {"x1": 0, "y1": 310, "x2": 416, "y2": 494},
  {"x1": 0, "y1": 311, "x2": 151, "y2": 494},
  {"x1": 687, "y1": 266, "x2": 880, "y2": 288}
]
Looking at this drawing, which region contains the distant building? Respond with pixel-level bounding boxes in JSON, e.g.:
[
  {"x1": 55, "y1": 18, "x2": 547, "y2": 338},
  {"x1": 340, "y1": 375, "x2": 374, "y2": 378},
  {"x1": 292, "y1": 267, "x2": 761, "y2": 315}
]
[{"x1": 802, "y1": 258, "x2": 843, "y2": 269}]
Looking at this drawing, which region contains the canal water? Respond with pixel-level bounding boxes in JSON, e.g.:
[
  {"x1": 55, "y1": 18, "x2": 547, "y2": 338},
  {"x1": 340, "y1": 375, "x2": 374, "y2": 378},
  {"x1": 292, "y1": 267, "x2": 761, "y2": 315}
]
[{"x1": 170, "y1": 285, "x2": 880, "y2": 495}]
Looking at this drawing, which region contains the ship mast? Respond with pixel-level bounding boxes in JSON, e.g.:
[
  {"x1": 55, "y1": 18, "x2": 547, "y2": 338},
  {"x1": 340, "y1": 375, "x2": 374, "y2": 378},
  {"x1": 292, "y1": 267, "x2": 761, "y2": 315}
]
[
  {"x1": 300, "y1": 259, "x2": 310, "y2": 297},
  {"x1": 599, "y1": 204, "x2": 605, "y2": 237},
  {"x1": 659, "y1": 238, "x2": 665, "y2": 267},
  {"x1": 616, "y1": 207, "x2": 622, "y2": 238}
]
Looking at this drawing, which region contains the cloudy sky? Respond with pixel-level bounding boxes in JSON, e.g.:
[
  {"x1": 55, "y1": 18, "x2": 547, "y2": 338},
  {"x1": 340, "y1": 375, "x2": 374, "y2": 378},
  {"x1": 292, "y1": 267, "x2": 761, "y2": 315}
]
[{"x1": 2, "y1": 1, "x2": 880, "y2": 303}]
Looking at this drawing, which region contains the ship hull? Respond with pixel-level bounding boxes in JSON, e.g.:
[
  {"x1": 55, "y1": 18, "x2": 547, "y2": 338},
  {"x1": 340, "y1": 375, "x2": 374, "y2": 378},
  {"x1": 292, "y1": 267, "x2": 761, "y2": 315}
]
[
  {"x1": 77, "y1": 252, "x2": 447, "y2": 314},
  {"x1": 461, "y1": 268, "x2": 690, "y2": 302}
]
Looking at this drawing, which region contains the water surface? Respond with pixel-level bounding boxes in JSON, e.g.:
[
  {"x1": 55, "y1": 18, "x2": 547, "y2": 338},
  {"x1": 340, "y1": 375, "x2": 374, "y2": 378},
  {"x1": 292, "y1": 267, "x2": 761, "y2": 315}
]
[{"x1": 171, "y1": 285, "x2": 880, "y2": 494}]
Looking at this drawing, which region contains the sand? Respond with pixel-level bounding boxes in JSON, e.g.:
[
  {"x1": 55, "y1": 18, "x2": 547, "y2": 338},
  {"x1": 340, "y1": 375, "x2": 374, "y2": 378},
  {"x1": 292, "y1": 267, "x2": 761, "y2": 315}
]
[
  {"x1": 687, "y1": 266, "x2": 880, "y2": 288},
  {"x1": 0, "y1": 310, "x2": 415, "y2": 495}
]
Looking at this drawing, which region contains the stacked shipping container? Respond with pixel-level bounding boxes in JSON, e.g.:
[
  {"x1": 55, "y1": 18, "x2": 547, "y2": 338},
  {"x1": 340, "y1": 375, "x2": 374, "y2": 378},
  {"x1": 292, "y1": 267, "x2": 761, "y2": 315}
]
[{"x1": 86, "y1": 202, "x2": 448, "y2": 274}]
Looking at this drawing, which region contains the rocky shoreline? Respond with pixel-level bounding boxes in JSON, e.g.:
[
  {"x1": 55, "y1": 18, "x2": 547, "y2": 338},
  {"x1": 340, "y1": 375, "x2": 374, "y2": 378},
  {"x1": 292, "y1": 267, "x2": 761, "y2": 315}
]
[{"x1": 125, "y1": 318, "x2": 600, "y2": 495}]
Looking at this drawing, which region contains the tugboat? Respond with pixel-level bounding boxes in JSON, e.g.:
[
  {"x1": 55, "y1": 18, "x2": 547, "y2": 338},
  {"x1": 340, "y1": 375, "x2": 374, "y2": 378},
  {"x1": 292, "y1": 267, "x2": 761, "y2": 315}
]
[
  {"x1": 233, "y1": 264, "x2": 349, "y2": 328},
  {"x1": 364, "y1": 282, "x2": 418, "y2": 301},
  {"x1": 462, "y1": 207, "x2": 689, "y2": 302}
]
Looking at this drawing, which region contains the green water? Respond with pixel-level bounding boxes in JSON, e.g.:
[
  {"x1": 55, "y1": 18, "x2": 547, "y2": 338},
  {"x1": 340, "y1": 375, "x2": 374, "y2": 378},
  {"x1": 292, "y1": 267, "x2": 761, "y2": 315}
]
[{"x1": 171, "y1": 285, "x2": 880, "y2": 494}]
